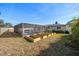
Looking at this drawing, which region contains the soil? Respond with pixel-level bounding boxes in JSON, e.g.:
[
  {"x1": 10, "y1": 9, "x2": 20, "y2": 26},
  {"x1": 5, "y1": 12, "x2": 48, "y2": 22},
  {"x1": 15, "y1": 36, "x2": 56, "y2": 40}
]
[{"x1": 0, "y1": 37, "x2": 61, "y2": 56}]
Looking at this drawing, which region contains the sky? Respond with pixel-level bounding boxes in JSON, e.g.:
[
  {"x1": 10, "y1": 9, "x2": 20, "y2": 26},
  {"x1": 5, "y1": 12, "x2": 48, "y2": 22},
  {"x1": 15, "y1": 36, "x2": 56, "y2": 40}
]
[{"x1": 0, "y1": 3, "x2": 79, "y2": 26}]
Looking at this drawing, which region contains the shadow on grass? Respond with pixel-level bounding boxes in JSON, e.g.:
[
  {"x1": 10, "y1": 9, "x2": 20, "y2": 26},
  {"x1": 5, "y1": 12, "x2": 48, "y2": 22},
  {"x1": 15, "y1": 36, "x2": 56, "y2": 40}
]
[{"x1": 36, "y1": 34, "x2": 79, "y2": 56}]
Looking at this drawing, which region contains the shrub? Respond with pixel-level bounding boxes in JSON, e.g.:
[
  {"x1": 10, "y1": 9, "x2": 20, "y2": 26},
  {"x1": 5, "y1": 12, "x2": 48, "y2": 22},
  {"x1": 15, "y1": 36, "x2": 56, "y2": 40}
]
[
  {"x1": 52, "y1": 30, "x2": 69, "y2": 34},
  {"x1": 64, "y1": 31, "x2": 69, "y2": 34},
  {"x1": 68, "y1": 18, "x2": 79, "y2": 48}
]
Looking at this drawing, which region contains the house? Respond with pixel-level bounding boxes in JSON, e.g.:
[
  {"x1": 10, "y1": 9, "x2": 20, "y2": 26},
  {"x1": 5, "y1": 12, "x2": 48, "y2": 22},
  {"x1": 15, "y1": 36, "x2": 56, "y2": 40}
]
[
  {"x1": 46, "y1": 24, "x2": 67, "y2": 31},
  {"x1": 45, "y1": 22, "x2": 71, "y2": 34},
  {"x1": 14, "y1": 22, "x2": 71, "y2": 37},
  {"x1": 14, "y1": 23, "x2": 46, "y2": 37}
]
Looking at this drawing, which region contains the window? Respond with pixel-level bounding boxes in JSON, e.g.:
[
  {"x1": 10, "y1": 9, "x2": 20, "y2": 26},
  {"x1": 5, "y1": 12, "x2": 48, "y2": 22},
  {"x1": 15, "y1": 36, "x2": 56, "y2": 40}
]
[
  {"x1": 57, "y1": 27, "x2": 61, "y2": 29},
  {"x1": 24, "y1": 30, "x2": 30, "y2": 33},
  {"x1": 24, "y1": 30, "x2": 33, "y2": 35}
]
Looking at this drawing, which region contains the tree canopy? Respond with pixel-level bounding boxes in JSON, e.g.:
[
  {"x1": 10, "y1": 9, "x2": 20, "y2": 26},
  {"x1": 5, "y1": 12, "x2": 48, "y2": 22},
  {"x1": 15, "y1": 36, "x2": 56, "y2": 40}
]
[
  {"x1": 69, "y1": 17, "x2": 79, "y2": 45},
  {"x1": 0, "y1": 19, "x2": 13, "y2": 28},
  {"x1": 4, "y1": 23, "x2": 13, "y2": 27},
  {"x1": 0, "y1": 19, "x2": 4, "y2": 27}
]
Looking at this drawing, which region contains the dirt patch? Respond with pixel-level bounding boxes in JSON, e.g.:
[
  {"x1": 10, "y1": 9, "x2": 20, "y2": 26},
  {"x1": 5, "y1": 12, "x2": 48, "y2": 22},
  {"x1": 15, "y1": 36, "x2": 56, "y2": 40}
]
[
  {"x1": 0, "y1": 37, "x2": 61, "y2": 56},
  {"x1": 0, "y1": 31, "x2": 21, "y2": 38}
]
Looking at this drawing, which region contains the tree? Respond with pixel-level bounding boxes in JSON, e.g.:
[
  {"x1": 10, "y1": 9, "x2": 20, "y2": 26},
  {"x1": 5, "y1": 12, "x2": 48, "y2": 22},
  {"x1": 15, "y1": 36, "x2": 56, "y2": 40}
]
[
  {"x1": 4, "y1": 23, "x2": 13, "y2": 27},
  {"x1": 67, "y1": 17, "x2": 79, "y2": 26},
  {"x1": 55, "y1": 21, "x2": 58, "y2": 24},
  {"x1": 72, "y1": 19, "x2": 79, "y2": 38},
  {"x1": 69, "y1": 18, "x2": 79, "y2": 46},
  {"x1": 0, "y1": 19, "x2": 4, "y2": 27}
]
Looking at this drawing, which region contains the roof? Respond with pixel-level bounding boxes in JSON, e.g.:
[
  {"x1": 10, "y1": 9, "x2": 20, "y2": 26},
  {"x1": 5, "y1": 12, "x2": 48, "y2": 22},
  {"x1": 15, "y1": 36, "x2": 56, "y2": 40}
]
[
  {"x1": 46, "y1": 24, "x2": 66, "y2": 27},
  {"x1": 14, "y1": 23, "x2": 45, "y2": 28}
]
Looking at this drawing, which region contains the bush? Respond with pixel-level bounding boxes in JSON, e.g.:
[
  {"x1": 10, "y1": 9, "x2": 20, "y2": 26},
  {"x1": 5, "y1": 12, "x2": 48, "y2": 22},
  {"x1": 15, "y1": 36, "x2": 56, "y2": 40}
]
[
  {"x1": 52, "y1": 30, "x2": 69, "y2": 34},
  {"x1": 69, "y1": 18, "x2": 79, "y2": 48},
  {"x1": 64, "y1": 31, "x2": 69, "y2": 34}
]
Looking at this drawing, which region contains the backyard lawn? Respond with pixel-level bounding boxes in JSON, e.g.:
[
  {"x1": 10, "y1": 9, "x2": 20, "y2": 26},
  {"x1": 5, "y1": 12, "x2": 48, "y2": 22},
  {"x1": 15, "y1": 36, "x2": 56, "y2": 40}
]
[{"x1": 0, "y1": 34, "x2": 66, "y2": 56}]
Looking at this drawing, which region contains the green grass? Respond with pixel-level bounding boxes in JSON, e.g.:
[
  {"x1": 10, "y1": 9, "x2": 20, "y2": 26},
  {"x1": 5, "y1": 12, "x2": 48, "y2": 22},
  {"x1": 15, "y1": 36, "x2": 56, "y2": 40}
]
[{"x1": 50, "y1": 34, "x2": 68, "y2": 38}]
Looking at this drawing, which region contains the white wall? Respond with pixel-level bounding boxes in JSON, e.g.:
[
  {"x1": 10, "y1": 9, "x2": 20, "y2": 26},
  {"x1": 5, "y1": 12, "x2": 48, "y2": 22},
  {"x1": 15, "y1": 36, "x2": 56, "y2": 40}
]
[
  {"x1": 0, "y1": 28, "x2": 8, "y2": 35},
  {"x1": 66, "y1": 25, "x2": 72, "y2": 34},
  {"x1": 0, "y1": 28, "x2": 14, "y2": 35}
]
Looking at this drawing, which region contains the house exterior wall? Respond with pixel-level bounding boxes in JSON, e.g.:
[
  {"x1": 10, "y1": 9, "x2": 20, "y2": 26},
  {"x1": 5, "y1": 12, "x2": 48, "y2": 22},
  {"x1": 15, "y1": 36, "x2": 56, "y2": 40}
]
[
  {"x1": 14, "y1": 27, "x2": 23, "y2": 36},
  {"x1": 14, "y1": 23, "x2": 71, "y2": 37},
  {"x1": 23, "y1": 28, "x2": 34, "y2": 37},
  {"x1": 46, "y1": 25, "x2": 67, "y2": 31},
  {"x1": 33, "y1": 26, "x2": 45, "y2": 33},
  {"x1": 55, "y1": 26, "x2": 66, "y2": 31},
  {"x1": 14, "y1": 23, "x2": 46, "y2": 37},
  {"x1": 66, "y1": 25, "x2": 72, "y2": 34},
  {"x1": 46, "y1": 24, "x2": 72, "y2": 33},
  {"x1": 14, "y1": 23, "x2": 23, "y2": 36},
  {"x1": 17, "y1": 28, "x2": 23, "y2": 34},
  {"x1": 22, "y1": 26, "x2": 46, "y2": 37}
]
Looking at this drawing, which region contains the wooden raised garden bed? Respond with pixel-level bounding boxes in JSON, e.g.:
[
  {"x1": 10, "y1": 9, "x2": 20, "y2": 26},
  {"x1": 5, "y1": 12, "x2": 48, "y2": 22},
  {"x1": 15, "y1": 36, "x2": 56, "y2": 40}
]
[
  {"x1": 24, "y1": 36, "x2": 34, "y2": 42},
  {"x1": 42, "y1": 35, "x2": 47, "y2": 39},
  {"x1": 25, "y1": 34, "x2": 41, "y2": 42},
  {"x1": 52, "y1": 33, "x2": 54, "y2": 35},
  {"x1": 48, "y1": 34, "x2": 51, "y2": 37},
  {"x1": 30, "y1": 35, "x2": 41, "y2": 42},
  {"x1": 37, "y1": 33, "x2": 48, "y2": 39},
  {"x1": 24, "y1": 32, "x2": 54, "y2": 42}
]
